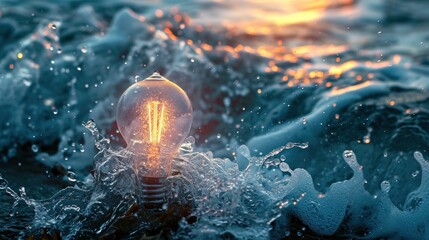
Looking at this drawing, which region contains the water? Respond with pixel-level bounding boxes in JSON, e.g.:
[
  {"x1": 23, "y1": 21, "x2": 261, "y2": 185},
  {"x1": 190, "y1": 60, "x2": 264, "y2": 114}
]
[{"x1": 1, "y1": 0, "x2": 429, "y2": 238}]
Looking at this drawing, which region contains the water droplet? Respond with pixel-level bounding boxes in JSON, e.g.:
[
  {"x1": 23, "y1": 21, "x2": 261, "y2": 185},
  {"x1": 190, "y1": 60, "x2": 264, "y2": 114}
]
[
  {"x1": 279, "y1": 162, "x2": 290, "y2": 172},
  {"x1": 8, "y1": 148, "x2": 17, "y2": 158},
  {"x1": 363, "y1": 135, "x2": 370, "y2": 144},
  {"x1": 223, "y1": 97, "x2": 231, "y2": 107},
  {"x1": 381, "y1": 180, "x2": 390, "y2": 192},
  {"x1": 31, "y1": 144, "x2": 39, "y2": 153},
  {"x1": 67, "y1": 171, "x2": 77, "y2": 182},
  {"x1": 19, "y1": 186, "x2": 27, "y2": 197},
  {"x1": 0, "y1": 177, "x2": 8, "y2": 189},
  {"x1": 343, "y1": 150, "x2": 354, "y2": 159},
  {"x1": 95, "y1": 138, "x2": 110, "y2": 150},
  {"x1": 83, "y1": 119, "x2": 98, "y2": 134},
  {"x1": 23, "y1": 79, "x2": 32, "y2": 87},
  {"x1": 162, "y1": 203, "x2": 168, "y2": 210},
  {"x1": 225, "y1": 144, "x2": 231, "y2": 151},
  {"x1": 80, "y1": 47, "x2": 88, "y2": 53},
  {"x1": 272, "y1": 158, "x2": 281, "y2": 166},
  {"x1": 414, "y1": 151, "x2": 424, "y2": 161}
]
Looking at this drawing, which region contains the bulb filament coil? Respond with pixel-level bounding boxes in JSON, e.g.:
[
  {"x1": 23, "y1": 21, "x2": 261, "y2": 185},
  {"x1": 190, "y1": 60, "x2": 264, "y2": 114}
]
[{"x1": 147, "y1": 101, "x2": 165, "y2": 144}]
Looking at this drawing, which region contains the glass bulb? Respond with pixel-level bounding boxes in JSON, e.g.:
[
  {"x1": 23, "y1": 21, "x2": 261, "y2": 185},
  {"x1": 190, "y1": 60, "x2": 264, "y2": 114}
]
[{"x1": 116, "y1": 72, "x2": 193, "y2": 178}]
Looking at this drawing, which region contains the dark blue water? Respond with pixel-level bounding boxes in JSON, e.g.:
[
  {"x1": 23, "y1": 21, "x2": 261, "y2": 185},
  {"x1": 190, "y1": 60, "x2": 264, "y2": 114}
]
[{"x1": 1, "y1": 0, "x2": 429, "y2": 239}]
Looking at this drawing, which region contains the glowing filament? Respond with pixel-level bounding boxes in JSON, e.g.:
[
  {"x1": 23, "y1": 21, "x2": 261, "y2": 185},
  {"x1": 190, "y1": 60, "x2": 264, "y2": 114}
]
[{"x1": 147, "y1": 101, "x2": 166, "y2": 144}]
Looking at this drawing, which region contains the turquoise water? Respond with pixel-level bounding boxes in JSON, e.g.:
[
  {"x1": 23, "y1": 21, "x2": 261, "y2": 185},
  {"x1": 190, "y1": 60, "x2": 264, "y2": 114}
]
[{"x1": 1, "y1": 0, "x2": 429, "y2": 238}]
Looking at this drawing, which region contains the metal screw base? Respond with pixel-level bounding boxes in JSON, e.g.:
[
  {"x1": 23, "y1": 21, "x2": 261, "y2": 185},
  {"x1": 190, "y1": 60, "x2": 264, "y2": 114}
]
[{"x1": 141, "y1": 176, "x2": 167, "y2": 210}]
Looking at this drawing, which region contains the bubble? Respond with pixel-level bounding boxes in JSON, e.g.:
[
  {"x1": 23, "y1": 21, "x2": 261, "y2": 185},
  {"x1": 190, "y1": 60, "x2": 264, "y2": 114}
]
[
  {"x1": 31, "y1": 144, "x2": 39, "y2": 153},
  {"x1": 412, "y1": 170, "x2": 419, "y2": 178},
  {"x1": 280, "y1": 155, "x2": 286, "y2": 161}
]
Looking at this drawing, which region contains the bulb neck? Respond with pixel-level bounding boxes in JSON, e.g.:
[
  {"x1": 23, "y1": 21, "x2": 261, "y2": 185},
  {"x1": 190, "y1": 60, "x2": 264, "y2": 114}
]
[
  {"x1": 145, "y1": 72, "x2": 167, "y2": 81},
  {"x1": 140, "y1": 176, "x2": 167, "y2": 210}
]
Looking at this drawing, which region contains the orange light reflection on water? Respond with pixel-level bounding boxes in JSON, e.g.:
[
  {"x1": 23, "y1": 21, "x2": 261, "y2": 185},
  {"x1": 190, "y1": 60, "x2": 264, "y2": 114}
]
[
  {"x1": 329, "y1": 81, "x2": 373, "y2": 96},
  {"x1": 160, "y1": 0, "x2": 401, "y2": 88},
  {"x1": 213, "y1": 0, "x2": 355, "y2": 35}
]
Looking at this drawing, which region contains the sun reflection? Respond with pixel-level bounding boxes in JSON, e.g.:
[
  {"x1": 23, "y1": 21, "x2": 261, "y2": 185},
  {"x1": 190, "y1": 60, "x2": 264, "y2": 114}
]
[
  {"x1": 206, "y1": 0, "x2": 355, "y2": 36},
  {"x1": 158, "y1": 0, "x2": 391, "y2": 88}
]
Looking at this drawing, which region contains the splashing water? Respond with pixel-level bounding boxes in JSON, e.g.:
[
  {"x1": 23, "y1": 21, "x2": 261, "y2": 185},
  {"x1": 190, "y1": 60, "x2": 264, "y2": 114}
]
[{"x1": 1, "y1": 121, "x2": 429, "y2": 239}]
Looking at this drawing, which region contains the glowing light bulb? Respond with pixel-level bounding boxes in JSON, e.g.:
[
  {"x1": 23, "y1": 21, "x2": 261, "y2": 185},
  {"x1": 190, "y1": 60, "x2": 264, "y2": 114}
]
[{"x1": 116, "y1": 72, "x2": 192, "y2": 208}]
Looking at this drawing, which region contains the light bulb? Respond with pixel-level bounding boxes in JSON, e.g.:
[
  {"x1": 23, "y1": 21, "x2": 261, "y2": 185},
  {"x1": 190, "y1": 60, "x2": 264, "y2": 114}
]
[{"x1": 116, "y1": 72, "x2": 192, "y2": 208}]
